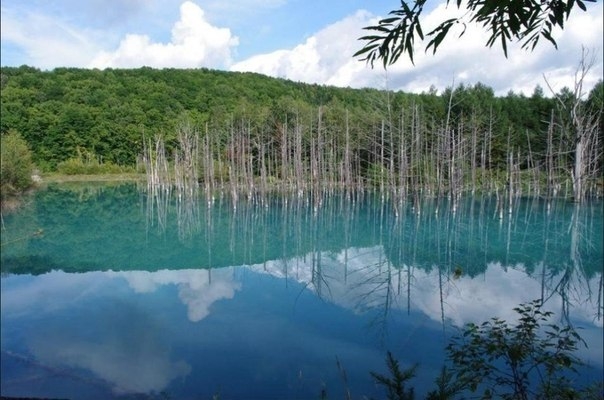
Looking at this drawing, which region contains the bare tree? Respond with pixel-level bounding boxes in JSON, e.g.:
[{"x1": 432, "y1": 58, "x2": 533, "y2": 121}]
[{"x1": 545, "y1": 48, "x2": 602, "y2": 202}]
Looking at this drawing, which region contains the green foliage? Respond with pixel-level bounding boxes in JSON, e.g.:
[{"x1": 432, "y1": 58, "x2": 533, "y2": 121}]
[
  {"x1": 1, "y1": 130, "x2": 34, "y2": 198},
  {"x1": 446, "y1": 299, "x2": 587, "y2": 399},
  {"x1": 56, "y1": 147, "x2": 134, "y2": 175},
  {"x1": 1, "y1": 67, "x2": 383, "y2": 169},
  {"x1": 367, "y1": 163, "x2": 390, "y2": 188},
  {"x1": 425, "y1": 366, "x2": 464, "y2": 400},
  {"x1": 355, "y1": 0, "x2": 597, "y2": 67},
  {"x1": 371, "y1": 351, "x2": 418, "y2": 400},
  {"x1": 2, "y1": 66, "x2": 597, "y2": 196},
  {"x1": 372, "y1": 300, "x2": 597, "y2": 399}
]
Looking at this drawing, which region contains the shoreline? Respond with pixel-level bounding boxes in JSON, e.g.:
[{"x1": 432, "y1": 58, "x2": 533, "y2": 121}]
[{"x1": 40, "y1": 173, "x2": 146, "y2": 183}]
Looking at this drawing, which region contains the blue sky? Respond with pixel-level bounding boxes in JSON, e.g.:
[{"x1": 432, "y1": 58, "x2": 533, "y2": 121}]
[{"x1": 1, "y1": 0, "x2": 602, "y2": 96}]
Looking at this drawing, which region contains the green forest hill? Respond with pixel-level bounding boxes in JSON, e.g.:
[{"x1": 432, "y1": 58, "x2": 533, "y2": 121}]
[{"x1": 1, "y1": 66, "x2": 602, "y2": 197}]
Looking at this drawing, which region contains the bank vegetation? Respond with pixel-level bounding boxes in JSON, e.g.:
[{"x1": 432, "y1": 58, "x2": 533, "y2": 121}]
[{"x1": 1, "y1": 63, "x2": 602, "y2": 203}]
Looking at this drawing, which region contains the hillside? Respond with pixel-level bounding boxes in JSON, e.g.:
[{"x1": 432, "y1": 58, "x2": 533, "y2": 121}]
[{"x1": 1, "y1": 66, "x2": 602, "y2": 197}]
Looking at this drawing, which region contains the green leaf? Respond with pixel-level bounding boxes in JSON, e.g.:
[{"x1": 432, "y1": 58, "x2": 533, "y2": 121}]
[
  {"x1": 493, "y1": 33, "x2": 507, "y2": 55},
  {"x1": 541, "y1": 30, "x2": 558, "y2": 48},
  {"x1": 379, "y1": 17, "x2": 401, "y2": 24},
  {"x1": 415, "y1": 20, "x2": 424, "y2": 40},
  {"x1": 353, "y1": 44, "x2": 379, "y2": 58}
]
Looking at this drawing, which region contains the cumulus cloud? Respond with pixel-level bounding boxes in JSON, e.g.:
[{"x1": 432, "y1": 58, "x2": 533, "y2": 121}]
[
  {"x1": 231, "y1": 10, "x2": 385, "y2": 88},
  {"x1": 1, "y1": 1, "x2": 238, "y2": 70},
  {"x1": 387, "y1": 1, "x2": 604, "y2": 95},
  {"x1": 232, "y1": 2, "x2": 603, "y2": 95},
  {"x1": 89, "y1": 1, "x2": 238, "y2": 69}
]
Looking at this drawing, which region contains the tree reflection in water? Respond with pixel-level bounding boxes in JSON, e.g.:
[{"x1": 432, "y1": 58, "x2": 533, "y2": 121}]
[{"x1": 1, "y1": 184, "x2": 602, "y2": 398}]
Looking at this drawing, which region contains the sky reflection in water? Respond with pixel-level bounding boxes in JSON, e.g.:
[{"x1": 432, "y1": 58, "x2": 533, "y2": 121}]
[{"x1": 1, "y1": 184, "x2": 602, "y2": 399}]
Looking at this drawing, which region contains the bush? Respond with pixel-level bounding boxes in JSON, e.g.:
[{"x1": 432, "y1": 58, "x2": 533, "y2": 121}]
[
  {"x1": 1, "y1": 131, "x2": 34, "y2": 198},
  {"x1": 371, "y1": 300, "x2": 598, "y2": 400},
  {"x1": 56, "y1": 148, "x2": 135, "y2": 175},
  {"x1": 446, "y1": 299, "x2": 587, "y2": 399}
]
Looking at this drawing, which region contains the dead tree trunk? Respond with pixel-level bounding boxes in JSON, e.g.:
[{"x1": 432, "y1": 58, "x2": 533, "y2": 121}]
[{"x1": 545, "y1": 48, "x2": 601, "y2": 202}]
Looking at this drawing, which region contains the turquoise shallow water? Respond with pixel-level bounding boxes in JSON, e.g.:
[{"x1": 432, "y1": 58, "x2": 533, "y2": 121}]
[{"x1": 1, "y1": 183, "x2": 602, "y2": 399}]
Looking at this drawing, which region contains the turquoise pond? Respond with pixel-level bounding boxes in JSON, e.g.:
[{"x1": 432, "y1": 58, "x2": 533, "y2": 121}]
[{"x1": 1, "y1": 183, "x2": 602, "y2": 399}]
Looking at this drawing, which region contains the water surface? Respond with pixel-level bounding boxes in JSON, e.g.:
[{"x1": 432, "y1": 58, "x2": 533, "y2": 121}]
[{"x1": 1, "y1": 183, "x2": 602, "y2": 399}]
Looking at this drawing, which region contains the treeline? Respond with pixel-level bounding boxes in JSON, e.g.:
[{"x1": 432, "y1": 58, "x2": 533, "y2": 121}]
[{"x1": 1, "y1": 66, "x2": 602, "y2": 198}]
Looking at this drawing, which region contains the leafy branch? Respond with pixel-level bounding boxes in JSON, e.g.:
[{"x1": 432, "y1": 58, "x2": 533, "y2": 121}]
[
  {"x1": 354, "y1": 0, "x2": 596, "y2": 68},
  {"x1": 371, "y1": 300, "x2": 596, "y2": 399}
]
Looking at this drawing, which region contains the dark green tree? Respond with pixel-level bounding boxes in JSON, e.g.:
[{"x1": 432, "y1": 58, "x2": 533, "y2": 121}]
[{"x1": 1, "y1": 130, "x2": 34, "y2": 198}]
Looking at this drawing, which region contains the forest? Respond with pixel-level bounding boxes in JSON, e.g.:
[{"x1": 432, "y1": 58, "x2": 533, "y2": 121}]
[{"x1": 1, "y1": 65, "x2": 602, "y2": 201}]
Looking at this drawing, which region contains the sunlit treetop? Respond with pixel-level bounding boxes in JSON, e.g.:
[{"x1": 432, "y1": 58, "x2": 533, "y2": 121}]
[{"x1": 354, "y1": 0, "x2": 597, "y2": 68}]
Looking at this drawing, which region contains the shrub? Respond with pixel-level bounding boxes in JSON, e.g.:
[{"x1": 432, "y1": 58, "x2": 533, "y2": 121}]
[
  {"x1": 372, "y1": 300, "x2": 597, "y2": 399},
  {"x1": 1, "y1": 130, "x2": 34, "y2": 198},
  {"x1": 371, "y1": 352, "x2": 418, "y2": 400},
  {"x1": 446, "y1": 299, "x2": 587, "y2": 399},
  {"x1": 56, "y1": 148, "x2": 135, "y2": 175}
]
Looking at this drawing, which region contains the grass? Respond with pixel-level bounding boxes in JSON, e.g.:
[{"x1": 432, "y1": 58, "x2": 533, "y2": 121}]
[{"x1": 41, "y1": 172, "x2": 146, "y2": 183}]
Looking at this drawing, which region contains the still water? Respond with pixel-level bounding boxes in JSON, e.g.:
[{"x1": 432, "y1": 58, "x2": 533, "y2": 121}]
[{"x1": 1, "y1": 183, "x2": 602, "y2": 399}]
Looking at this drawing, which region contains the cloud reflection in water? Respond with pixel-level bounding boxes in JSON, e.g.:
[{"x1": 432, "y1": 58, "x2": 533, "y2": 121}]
[
  {"x1": 1, "y1": 246, "x2": 601, "y2": 396},
  {"x1": 246, "y1": 246, "x2": 602, "y2": 328},
  {"x1": 107, "y1": 268, "x2": 241, "y2": 322}
]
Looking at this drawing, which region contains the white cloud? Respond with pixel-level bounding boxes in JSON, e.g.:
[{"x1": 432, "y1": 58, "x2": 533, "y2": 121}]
[
  {"x1": 90, "y1": 1, "x2": 238, "y2": 69},
  {"x1": 231, "y1": 10, "x2": 384, "y2": 88},
  {"x1": 0, "y1": 7, "x2": 102, "y2": 68},
  {"x1": 411, "y1": 2, "x2": 603, "y2": 95},
  {"x1": 232, "y1": 2, "x2": 603, "y2": 95}
]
